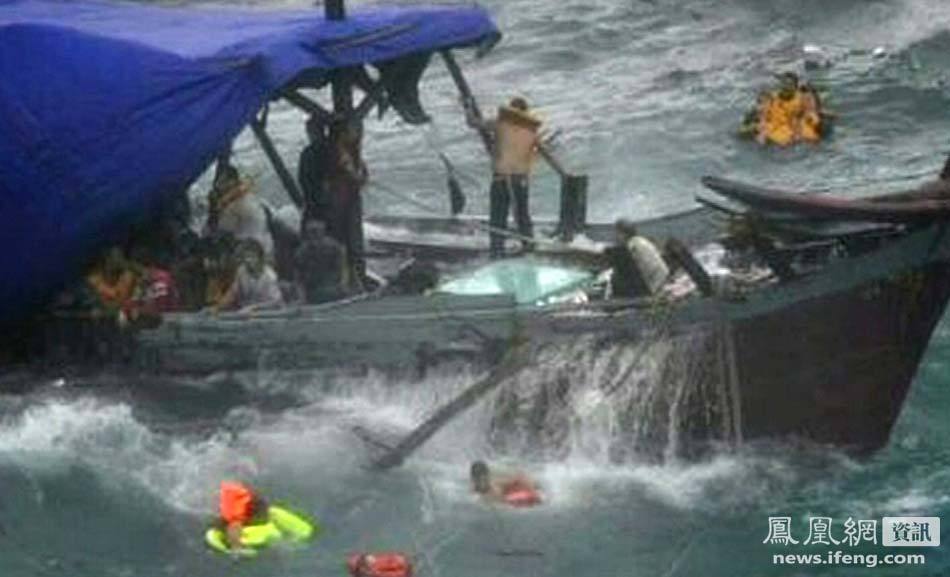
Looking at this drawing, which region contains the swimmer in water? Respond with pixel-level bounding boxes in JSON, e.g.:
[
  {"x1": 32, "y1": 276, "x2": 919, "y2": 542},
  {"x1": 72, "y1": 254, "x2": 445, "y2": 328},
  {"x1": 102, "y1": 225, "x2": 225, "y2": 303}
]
[{"x1": 470, "y1": 460, "x2": 542, "y2": 507}]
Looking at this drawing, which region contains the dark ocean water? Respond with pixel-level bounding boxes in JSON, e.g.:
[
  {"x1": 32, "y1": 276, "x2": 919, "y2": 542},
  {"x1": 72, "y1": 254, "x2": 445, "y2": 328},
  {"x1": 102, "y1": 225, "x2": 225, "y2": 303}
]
[{"x1": 4, "y1": 0, "x2": 950, "y2": 575}]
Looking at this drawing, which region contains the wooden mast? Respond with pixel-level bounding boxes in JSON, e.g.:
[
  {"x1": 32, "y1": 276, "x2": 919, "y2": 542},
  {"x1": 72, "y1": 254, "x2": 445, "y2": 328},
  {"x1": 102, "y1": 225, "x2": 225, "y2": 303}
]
[{"x1": 326, "y1": 0, "x2": 353, "y2": 115}]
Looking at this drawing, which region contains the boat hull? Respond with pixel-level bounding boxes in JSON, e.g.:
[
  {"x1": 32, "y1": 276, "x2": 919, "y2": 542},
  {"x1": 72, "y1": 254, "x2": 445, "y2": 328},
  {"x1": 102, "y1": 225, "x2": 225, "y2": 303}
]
[
  {"x1": 493, "y1": 223, "x2": 950, "y2": 455},
  {"x1": 12, "y1": 218, "x2": 950, "y2": 455},
  {"x1": 732, "y1": 261, "x2": 950, "y2": 451}
]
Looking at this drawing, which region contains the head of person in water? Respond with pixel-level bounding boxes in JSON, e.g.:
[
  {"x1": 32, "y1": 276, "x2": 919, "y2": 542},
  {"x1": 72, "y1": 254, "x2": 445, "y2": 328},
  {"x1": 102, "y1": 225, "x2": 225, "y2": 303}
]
[
  {"x1": 776, "y1": 72, "x2": 800, "y2": 100},
  {"x1": 238, "y1": 240, "x2": 266, "y2": 277},
  {"x1": 615, "y1": 218, "x2": 639, "y2": 243},
  {"x1": 509, "y1": 96, "x2": 529, "y2": 112},
  {"x1": 470, "y1": 461, "x2": 492, "y2": 494}
]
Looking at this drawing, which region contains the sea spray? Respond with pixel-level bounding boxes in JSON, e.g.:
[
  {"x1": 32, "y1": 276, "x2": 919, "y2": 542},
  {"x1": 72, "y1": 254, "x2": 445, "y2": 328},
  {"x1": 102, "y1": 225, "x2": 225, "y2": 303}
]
[{"x1": 485, "y1": 325, "x2": 738, "y2": 464}]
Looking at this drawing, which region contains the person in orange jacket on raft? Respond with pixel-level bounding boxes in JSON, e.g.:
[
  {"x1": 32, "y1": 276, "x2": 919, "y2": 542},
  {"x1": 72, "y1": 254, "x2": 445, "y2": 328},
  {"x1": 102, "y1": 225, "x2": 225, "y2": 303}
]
[
  {"x1": 470, "y1": 460, "x2": 542, "y2": 507},
  {"x1": 207, "y1": 481, "x2": 317, "y2": 557},
  {"x1": 219, "y1": 480, "x2": 271, "y2": 549}
]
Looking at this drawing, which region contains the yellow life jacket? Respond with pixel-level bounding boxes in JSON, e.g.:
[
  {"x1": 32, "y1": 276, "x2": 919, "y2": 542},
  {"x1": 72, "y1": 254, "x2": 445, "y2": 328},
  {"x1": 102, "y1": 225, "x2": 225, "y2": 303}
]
[
  {"x1": 494, "y1": 106, "x2": 541, "y2": 176},
  {"x1": 756, "y1": 89, "x2": 824, "y2": 146}
]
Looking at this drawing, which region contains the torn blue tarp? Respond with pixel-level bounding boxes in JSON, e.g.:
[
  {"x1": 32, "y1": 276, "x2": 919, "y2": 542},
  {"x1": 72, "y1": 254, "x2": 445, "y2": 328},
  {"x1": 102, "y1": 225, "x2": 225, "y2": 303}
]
[{"x1": 0, "y1": 0, "x2": 498, "y2": 323}]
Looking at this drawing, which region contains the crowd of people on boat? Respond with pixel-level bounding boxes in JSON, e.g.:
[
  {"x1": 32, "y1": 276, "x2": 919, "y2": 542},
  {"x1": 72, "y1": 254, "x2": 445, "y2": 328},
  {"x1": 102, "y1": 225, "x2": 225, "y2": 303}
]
[
  {"x1": 51, "y1": 81, "x2": 712, "y2": 333},
  {"x1": 57, "y1": 113, "x2": 377, "y2": 327}
]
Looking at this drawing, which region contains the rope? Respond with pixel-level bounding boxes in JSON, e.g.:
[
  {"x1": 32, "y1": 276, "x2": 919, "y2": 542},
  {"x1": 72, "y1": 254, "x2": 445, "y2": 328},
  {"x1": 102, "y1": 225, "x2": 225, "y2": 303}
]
[{"x1": 420, "y1": 125, "x2": 484, "y2": 187}]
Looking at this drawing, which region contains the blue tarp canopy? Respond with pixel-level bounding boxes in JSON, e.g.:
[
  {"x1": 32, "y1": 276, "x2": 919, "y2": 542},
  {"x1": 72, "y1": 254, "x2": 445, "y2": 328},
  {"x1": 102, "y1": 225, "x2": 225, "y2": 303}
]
[{"x1": 0, "y1": 0, "x2": 498, "y2": 323}]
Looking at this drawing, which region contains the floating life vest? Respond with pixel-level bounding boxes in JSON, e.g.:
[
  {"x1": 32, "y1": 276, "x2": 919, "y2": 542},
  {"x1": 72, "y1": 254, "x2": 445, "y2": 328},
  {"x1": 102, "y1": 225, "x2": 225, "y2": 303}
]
[
  {"x1": 205, "y1": 505, "x2": 317, "y2": 557},
  {"x1": 347, "y1": 552, "x2": 413, "y2": 577},
  {"x1": 750, "y1": 88, "x2": 825, "y2": 146},
  {"x1": 501, "y1": 479, "x2": 542, "y2": 508}
]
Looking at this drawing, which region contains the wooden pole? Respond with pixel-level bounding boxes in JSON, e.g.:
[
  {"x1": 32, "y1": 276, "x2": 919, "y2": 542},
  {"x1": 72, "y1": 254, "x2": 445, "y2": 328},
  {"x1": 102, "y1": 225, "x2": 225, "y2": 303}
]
[
  {"x1": 370, "y1": 341, "x2": 527, "y2": 471},
  {"x1": 325, "y1": 0, "x2": 345, "y2": 20},
  {"x1": 280, "y1": 90, "x2": 333, "y2": 124},
  {"x1": 250, "y1": 118, "x2": 304, "y2": 208},
  {"x1": 326, "y1": 0, "x2": 352, "y2": 115},
  {"x1": 440, "y1": 49, "x2": 494, "y2": 155}
]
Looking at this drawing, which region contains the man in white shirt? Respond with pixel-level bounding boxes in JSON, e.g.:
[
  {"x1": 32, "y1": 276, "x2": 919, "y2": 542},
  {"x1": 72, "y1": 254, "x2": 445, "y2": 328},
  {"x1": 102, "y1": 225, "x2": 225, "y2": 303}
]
[
  {"x1": 214, "y1": 240, "x2": 283, "y2": 313},
  {"x1": 208, "y1": 167, "x2": 274, "y2": 260},
  {"x1": 605, "y1": 219, "x2": 670, "y2": 298}
]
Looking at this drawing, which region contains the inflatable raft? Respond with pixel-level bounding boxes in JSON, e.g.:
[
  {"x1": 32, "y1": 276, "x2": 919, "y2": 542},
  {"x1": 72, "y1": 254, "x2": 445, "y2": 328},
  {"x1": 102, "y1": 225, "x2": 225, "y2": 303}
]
[{"x1": 205, "y1": 506, "x2": 317, "y2": 557}]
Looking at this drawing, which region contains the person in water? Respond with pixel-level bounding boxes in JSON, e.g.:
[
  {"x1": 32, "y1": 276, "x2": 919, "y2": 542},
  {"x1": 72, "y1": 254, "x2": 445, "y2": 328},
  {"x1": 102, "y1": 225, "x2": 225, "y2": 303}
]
[
  {"x1": 294, "y1": 219, "x2": 350, "y2": 304},
  {"x1": 742, "y1": 72, "x2": 826, "y2": 146},
  {"x1": 218, "y1": 481, "x2": 270, "y2": 550},
  {"x1": 604, "y1": 219, "x2": 670, "y2": 299},
  {"x1": 466, "y1": 96, "x2": 542, "y2": 257},
  {"x1": 470, "y1": 460, "x2": 541, "y2": 506},
  {"x1": 212, "y1": 239, "x2": 283, "y2": 313}
]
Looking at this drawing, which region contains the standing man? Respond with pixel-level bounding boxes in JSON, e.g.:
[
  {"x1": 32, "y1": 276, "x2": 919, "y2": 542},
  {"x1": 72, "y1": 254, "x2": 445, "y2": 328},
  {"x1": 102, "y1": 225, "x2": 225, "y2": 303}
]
[
  {"x1": 298, "y1": 115, "x2": 331, "y2": 226},
  {"x1": 325, "y1": 116, "x2": 368, "y2": 288},
  {"x1": 466, "y1": 97, "x2": 542, "y2": 258}
]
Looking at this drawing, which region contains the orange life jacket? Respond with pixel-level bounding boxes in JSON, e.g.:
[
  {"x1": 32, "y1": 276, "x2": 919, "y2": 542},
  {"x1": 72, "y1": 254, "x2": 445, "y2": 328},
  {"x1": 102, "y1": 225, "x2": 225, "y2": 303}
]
[
  {"x1": 220, "y1": 481, "x2": 254, "y2": 526},
  {"x1": 501, "y1": 479, "x2": 542, "y2": 508},
  {"x1": 347, "y1": 552, "x2": 413, "y2": 577}
]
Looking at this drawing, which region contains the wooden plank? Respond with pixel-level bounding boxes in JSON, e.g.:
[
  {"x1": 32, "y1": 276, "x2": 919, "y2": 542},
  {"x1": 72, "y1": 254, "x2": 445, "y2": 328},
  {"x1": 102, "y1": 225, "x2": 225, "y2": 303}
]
[{"x1": 370, "y1": 340, "x2": 528, "y2": 470}]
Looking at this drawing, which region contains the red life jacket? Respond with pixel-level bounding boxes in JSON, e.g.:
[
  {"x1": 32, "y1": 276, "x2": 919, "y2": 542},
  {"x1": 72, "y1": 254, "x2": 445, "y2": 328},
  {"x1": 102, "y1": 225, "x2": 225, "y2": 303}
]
[
  {"x1": 220, "y1": 481, "x2": 254, "y2": 526},
  {"x1": 501, "y1": 479, "x2": 542, "y2": 508},
  {"x1": 137, "y1": 267, "x2": 179, "y2": 314},
  {"x1": 347, "y1": 552, "x2": 413, "y2": 577}
]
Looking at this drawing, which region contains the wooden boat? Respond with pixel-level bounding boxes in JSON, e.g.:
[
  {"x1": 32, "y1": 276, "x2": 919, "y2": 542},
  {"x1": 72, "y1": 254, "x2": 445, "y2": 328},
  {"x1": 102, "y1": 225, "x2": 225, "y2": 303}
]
[
  {"x1": 702, "y1": 175, "x2": 950, "y2": 223},
  {"x1": 127, "y1": 183, "x2": 950, "y2": 454},
  {"x1": 5, "y1": 0, "x2": 950, "y2": 457}
]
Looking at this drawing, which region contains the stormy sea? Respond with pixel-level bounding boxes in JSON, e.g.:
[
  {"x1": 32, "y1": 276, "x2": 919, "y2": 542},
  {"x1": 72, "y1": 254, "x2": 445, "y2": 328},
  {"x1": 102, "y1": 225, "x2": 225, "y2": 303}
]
[{"x1": 3, "y1": 0, "x2": 950, "y2": 575}]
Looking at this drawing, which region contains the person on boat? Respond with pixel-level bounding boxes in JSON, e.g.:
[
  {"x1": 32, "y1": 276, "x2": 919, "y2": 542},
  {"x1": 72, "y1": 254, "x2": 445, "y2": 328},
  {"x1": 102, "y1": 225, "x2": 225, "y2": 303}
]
[
  {"x1": 212, "y1": 239, "x2": 283, "y2": 313},
  {"x1": 604, "y1": 219, "x2": 670, "y2": 299},
  {"x1": 207, "y1": 166, "x2": 274, "y2": 260},
  {"x1": 385, "y1": 259, "x2": 440, "y2": 296},
  {"x1": 87, "y1": 247, "x2": 141, "y2": 316},
  {"x1": 202, "y1": 232, "x2": 239, "y2": 310},
  {"x1": 294, "y1": 219, "x2": 350, "y2": 304},
  {"x1": 466, "y1": 96, "x2": 542, "y2": 257},
  {"x1": 470, "y1": 460, "x2": 542, "y2": 507},
  {"x1": 298, "y1": 115, "x2": 332, "y2": 226},
  {"x1": 134, "y1": 265, "x2": 180, "y2": 316},
  {"x1": 124, "y1": 243, "x2": 181, "y2": 316},
  {"x1": 325, "y1": 116, "x2": 368, "y2": 289},
  {"x1": 170, "y1": 233, "x2": 211, "y2": 311}
]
